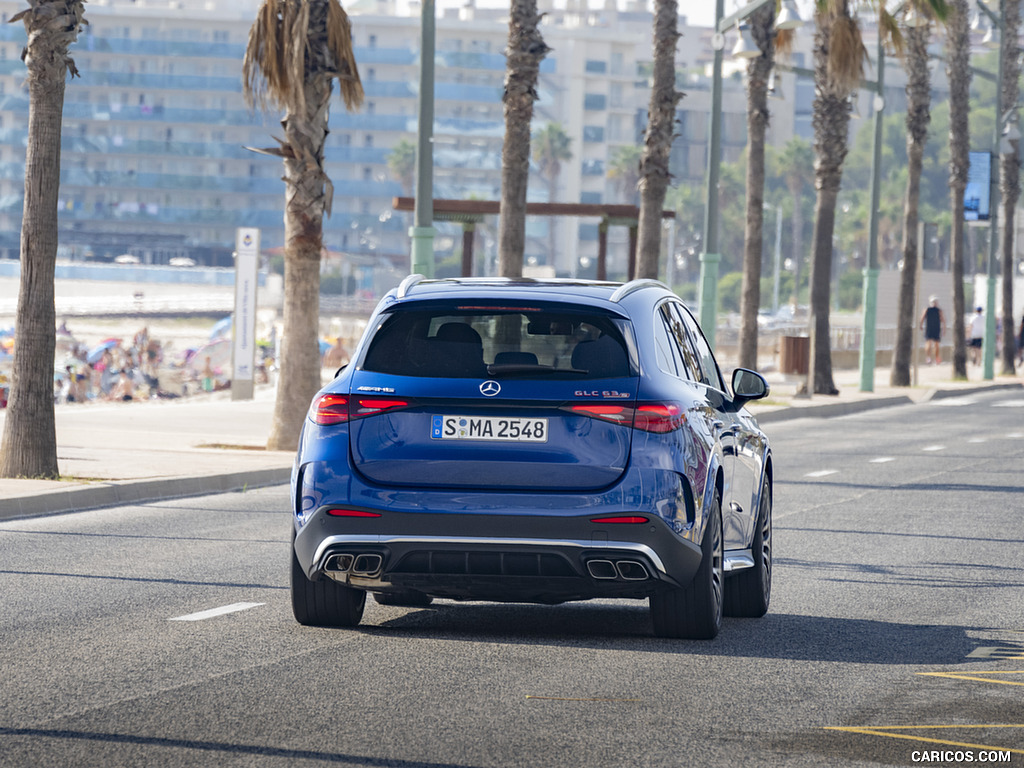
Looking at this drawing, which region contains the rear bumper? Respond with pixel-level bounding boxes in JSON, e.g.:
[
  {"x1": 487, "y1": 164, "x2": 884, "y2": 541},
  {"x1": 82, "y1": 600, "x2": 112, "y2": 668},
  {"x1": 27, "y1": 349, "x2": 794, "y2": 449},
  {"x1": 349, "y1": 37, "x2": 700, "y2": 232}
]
[{"x1": 293, "y1": 506, "x2": 702, "y2": 604}]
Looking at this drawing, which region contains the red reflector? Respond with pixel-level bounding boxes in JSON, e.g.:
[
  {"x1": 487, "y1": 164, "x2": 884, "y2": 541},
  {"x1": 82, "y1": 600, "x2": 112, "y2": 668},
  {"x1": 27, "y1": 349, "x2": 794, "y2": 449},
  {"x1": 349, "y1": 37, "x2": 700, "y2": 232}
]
[
  {"x1": 312, "y1": 394, "x2": 349, "y2": 425},
  {"x1": 326, "y1": 509, "x2": 382, "y2": 518},
  {"x1": 590, "y1": 516, "x2": 649, "y2": 524}
]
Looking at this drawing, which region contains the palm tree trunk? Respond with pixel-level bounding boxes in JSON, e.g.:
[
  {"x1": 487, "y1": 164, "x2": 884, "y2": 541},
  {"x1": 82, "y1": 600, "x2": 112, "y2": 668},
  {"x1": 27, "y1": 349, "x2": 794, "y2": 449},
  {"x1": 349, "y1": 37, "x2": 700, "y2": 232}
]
[
  {"x1": 635, "y1": 0, "x2": 681, "y2": 280},
  {"x1": 499, "y1": 0, "x2": 548, "y2": 277},
  {"x1": 808, "y1": 11, "x2": 850, "y2": 396},
  {"x1": 0, "y1": 2, "x2": 83, "y2": 479},
  {"x1": 266, "y1": 79, "x2": 332, "y2": 452},
  {"x1": 891, "y1": 24, "x2": 931, "y2": 387},
  {"x1": 738, "y1": 5, "x2": 774, "y2": 370},
  {"x1": 946, "y1": 0, "x2": 971, "y2": 380},
  {"x1": 999, "y1": 0, "x2": 1021, "y2": 375}
]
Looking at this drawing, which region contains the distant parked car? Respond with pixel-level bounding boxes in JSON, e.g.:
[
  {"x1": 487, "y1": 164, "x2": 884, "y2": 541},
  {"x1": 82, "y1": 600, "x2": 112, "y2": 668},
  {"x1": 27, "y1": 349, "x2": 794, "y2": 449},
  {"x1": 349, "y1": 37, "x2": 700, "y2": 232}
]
[
  {"x1": 290, "y1": 277, "x2": 774, "y2": 639},
  {"x1": 114, "y1": 254, "x2": 140, "y2": 265},
  {"x1": 169, "y1": 257, "x2": 196, "y2": 267}
]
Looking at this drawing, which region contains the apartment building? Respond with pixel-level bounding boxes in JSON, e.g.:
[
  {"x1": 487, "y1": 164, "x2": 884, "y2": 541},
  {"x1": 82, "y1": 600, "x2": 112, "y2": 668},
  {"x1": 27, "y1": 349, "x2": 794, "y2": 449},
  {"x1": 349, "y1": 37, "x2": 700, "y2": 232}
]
[{"x1": 0, "y1": 0, "x2": 815, "y2": 285}]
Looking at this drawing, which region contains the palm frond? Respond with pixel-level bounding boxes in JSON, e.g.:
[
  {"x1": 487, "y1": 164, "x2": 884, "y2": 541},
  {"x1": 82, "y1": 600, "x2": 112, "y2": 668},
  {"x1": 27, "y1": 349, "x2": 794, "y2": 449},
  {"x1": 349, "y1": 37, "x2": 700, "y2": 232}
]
[
  {"x1": 879, "y1": 8, "x2": 904, "y2": 58},
  {"x1": 827, "y1": 13, "x2": 868, "y2": 93},
  {"x1": 328, "y1": 0, "x2": 364, "y2": 110}
]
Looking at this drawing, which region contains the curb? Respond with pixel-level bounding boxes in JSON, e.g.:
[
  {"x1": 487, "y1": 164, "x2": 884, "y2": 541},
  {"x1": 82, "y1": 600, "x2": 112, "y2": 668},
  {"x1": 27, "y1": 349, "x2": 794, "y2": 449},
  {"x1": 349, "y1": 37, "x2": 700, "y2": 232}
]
[
  {"x1": 0, "y1": 467, "x2": 291, "y2": 522},
  {"x1": 755, "y1": 380, "x2": 1022, "y2": 424}
]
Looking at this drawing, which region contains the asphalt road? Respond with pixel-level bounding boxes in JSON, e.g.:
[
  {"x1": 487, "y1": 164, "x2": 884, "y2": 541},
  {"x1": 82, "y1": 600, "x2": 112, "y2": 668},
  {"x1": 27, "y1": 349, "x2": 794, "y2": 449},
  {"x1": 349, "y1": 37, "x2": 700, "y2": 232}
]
[{"x1": 2, "y1": 391, "x2": 1023, "y2": 767}]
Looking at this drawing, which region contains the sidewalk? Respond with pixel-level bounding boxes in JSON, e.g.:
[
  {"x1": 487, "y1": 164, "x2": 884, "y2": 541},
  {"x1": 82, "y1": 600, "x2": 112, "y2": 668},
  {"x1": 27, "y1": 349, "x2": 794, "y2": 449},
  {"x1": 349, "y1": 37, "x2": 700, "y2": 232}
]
[{"x1": 0, "y1": 361, "x2": 1020, "y2": 521}]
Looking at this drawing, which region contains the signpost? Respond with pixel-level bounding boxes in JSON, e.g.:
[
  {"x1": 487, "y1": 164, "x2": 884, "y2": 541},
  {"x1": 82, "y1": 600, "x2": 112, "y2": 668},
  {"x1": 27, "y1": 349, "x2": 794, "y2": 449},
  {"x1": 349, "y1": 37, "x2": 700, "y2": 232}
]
[{"x1": 232, "y1": 227, "x2": 259, "y2": 401}]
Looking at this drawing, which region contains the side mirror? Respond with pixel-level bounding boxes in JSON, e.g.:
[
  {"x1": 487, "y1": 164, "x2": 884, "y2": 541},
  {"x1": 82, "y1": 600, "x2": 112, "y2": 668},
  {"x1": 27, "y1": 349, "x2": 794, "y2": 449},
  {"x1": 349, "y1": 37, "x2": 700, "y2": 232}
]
[{"x1": 731, "y1": 368, "x2": 769, "y2": 409}]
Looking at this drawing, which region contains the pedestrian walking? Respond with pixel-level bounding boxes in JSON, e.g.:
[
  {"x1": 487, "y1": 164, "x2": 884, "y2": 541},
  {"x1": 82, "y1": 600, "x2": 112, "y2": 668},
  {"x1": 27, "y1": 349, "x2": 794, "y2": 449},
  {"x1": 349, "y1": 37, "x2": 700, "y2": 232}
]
[
  {"x1": 969, "y1": 307, "x2": 985, "y2": 366},
  {"x1": 920, "y1": 295, "x2": 945, "y2": 365}
]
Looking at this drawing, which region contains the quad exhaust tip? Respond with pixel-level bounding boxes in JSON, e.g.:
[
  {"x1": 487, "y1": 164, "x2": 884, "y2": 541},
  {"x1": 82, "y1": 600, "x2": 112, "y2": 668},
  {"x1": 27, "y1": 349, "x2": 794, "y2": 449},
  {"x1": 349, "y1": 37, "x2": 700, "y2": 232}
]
[
  {"x1": 586, "y1": 559, "x2": 649, "y2": 581},
  {"x1": 325, "y1": 553, "x2": 383, "y2": 577}
]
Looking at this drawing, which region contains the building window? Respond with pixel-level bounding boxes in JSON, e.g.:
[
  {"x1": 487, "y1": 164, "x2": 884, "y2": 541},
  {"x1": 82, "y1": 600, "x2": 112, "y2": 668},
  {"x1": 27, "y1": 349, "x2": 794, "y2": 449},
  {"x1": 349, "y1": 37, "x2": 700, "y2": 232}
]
[
  {"x1": 585, "y1": 60, "x2": 607, "y2": 74},
  {"x1": 584, "y1": 93, "x2": 607, "y2": 111},
  {"x1": 583, "y1": 126, "x2": 604, "y2": 143}
]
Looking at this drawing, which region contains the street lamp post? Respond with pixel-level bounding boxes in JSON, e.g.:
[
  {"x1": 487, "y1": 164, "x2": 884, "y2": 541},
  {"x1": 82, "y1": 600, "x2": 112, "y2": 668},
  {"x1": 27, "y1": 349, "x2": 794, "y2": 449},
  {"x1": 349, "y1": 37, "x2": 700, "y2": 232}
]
[
  {"x1": 699, "y1": 0, "x2": 798, "y2": 347},
  {"x1": 410, "y1": 0, "x2": 436, "y2": 277},
  {"x1": 858, "y1": 30, "x2": 885, "y2": 392}
]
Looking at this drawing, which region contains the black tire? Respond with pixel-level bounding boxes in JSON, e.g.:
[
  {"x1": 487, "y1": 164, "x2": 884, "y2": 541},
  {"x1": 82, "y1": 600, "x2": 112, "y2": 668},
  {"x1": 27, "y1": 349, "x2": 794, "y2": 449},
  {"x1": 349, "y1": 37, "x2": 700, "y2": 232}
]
[
  {"x1": 650, "y1": 493, "x2": 724, "y2": 639},
  {"x1": 724, "y1": 475, "x2": 772, "y2": 618},
  {"x1": 291, "y1": 543, "x2": 366, "y2": 627},
  {"x1": 373, "y1": 591, "x2": 434, "y2": 608}
]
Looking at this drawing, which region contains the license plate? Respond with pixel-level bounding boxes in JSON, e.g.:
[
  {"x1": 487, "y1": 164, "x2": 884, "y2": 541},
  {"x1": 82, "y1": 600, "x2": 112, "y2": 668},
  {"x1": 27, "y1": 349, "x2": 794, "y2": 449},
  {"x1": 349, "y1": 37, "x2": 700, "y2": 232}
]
[{"x1": 431, "y1": 415, "x2": 548, "y2": 442}]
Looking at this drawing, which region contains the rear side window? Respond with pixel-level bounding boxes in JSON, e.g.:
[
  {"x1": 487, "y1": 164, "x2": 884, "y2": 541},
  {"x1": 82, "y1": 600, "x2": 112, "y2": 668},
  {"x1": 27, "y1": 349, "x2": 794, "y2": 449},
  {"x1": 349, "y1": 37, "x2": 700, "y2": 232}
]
[{"x1": 361, "y1": 306, "x2": 633, "y2": 379}]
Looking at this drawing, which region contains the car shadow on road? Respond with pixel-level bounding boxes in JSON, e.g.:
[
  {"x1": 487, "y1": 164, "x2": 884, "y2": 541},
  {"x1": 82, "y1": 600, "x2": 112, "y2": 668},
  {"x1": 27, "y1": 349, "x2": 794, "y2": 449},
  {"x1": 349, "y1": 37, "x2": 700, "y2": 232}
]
[{"x1": 364, "y1": 603, "x2": 977, "y2": 665}]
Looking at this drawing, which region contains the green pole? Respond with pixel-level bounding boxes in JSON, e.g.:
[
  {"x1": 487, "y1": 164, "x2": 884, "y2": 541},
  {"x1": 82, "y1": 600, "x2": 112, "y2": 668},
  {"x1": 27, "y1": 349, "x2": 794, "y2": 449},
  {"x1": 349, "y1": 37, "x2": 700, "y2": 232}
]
[
  {"x1": 410, "y1": 0, "x2": 435, "y2": 277},
  {"x1": 858, "y1": 33, "x2": 885, "y2": 392},
  {"x1": 983, "y1": 3, "x2": 1004, "y2": 381},
  {"x1": 698, "y1": 0, "x2": 725, "y2": 347}
]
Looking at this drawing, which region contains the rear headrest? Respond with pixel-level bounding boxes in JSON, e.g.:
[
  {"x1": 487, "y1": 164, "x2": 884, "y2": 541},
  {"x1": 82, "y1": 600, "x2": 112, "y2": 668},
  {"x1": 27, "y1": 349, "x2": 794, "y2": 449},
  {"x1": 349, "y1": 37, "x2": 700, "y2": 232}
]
[{"x1": 571, "y1": 335, "x2": 628, "y2": 378}]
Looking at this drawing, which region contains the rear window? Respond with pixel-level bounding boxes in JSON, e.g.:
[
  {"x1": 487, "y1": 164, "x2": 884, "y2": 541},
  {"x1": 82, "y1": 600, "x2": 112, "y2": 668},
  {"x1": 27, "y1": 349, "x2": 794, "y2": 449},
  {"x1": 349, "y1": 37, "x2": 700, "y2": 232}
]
[{"x1": 361, "y1": 306, "x2": 633, "y2": 379}]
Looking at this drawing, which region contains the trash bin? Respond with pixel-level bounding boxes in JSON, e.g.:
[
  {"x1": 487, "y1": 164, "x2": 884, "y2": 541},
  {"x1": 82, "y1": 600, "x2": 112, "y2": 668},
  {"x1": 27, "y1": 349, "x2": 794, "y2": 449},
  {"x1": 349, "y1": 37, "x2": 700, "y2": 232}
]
[{"x1": 779, "y1": 335, "x2": 809, "y2": 375}]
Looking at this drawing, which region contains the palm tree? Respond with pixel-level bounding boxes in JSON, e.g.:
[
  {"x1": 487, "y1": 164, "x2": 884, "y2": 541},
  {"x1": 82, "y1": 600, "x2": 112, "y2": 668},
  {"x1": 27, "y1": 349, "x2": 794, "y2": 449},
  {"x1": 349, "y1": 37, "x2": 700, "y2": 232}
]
[
  {"x1": 892, "y1": 7, "x2": 941, "y2": 387},
  {"x1": 945, "y1": 0, "x2": 971, "y2": 380},
  {"x1": 778, "y1": 138, "x2": 814, "y2": 308},
  {"x1": 387, "y1": 138, "x2": 417, "y2": 195},
  {"x1": 498, "y1": 0, "x2": 550, "y2": 278},
  {"x1": 532, "y1": 123, "x2": 572, "y2": 263},
  {"x1": 243, "y1": 0, "x2": 363, "y2": 452},
  {"x1": 634, "y1": 0, "x2": 682, "y2": 280},
  {"x1": 0, "y1": 1, "x2": 86, "y2": 480},
  {"x1": 807, "y1": 0, "x2": 868, "y2": 395},
  {"x1": 999, "y1": 0, "x2": 1021, "y2": 375},
  {"x1": 737, "y1": 4, "x2": 777, "y2": 371},
  {"x1": 608, "y1": 145, "x2": 643, "y2": 205}
]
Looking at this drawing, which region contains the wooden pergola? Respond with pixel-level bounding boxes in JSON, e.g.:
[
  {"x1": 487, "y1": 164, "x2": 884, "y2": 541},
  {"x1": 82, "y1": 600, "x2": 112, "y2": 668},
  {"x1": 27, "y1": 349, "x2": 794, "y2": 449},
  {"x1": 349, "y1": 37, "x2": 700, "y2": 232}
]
[{"x1": 392, "y1": 197, "x2": 675, "y2": 279}]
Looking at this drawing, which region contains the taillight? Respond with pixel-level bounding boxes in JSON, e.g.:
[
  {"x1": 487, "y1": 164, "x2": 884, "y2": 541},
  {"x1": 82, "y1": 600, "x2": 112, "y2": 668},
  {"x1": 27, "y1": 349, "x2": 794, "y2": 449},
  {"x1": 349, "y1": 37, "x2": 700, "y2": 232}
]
[
  {"x1": 566, "y1": 402, "x2": 685, "y2": 433},
  {"x1": 568, "y1": 404, "x2": 633, "y2": 426},
  {"x1": 310, "y1": 394, "x2": 411, "y2": 425},
  {"x1": 311, "y1": 394, "x2": 349, "y2": 425},
  {"x1": 633, "y1": 403, "x2": 685, "y2": 433},
  {"x1": 590, "y1": 516, "x2": 649, "y2": 524}
]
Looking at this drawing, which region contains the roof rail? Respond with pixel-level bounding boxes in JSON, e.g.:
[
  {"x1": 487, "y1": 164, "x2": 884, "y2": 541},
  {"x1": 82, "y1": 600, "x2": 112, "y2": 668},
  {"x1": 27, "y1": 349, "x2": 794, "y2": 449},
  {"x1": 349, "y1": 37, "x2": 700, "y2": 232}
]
[
  {"x1": 609, "y1": 279, "x2": 667, "y2": 303},
  {"x1": 396, "y1": 274, "x2": 426, "y2": 299}
]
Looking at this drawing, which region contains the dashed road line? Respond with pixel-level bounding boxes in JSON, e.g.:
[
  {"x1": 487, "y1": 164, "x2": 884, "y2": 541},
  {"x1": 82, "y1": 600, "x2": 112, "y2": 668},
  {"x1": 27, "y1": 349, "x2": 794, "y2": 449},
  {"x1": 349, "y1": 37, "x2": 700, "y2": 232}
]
[
  {"x1": 922, "y1": 445, "x2": 946, "y2": 452},
  {"x1": 992, "y1": 399, "x2": 1024, "y2": 408},
  {"x1": 869, "y1": 457, "x2": 895, "y2": 464},
  {"x1": 169, "y1": 602, "x2": 264, "y2": 622},
  {"x1": 805, "y1": 470, "x2": 839, "y2": 478}
]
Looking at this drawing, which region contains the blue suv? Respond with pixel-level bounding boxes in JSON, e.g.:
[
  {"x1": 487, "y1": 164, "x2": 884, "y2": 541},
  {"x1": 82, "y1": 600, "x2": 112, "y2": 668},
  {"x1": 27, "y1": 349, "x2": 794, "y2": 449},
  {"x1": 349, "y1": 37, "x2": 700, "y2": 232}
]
[{"x1": 291, "y1": 277, "x2": 773, "y2": 639}]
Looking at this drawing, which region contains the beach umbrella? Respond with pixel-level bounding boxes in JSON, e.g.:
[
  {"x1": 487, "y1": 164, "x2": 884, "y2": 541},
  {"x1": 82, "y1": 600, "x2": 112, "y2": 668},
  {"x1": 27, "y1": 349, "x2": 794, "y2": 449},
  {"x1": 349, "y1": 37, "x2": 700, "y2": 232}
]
[{"x1": 86, "y1": 339, "x2": 119, "y2": 364}]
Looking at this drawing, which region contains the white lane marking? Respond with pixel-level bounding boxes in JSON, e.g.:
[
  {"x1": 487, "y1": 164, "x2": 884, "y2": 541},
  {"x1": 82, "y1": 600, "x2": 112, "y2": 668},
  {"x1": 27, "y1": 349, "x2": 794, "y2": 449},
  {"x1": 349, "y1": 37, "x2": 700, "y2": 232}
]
[
  {"x1": 170, "y1": 602, "x2": 264, "y2": 622},
  {"x1": 969, "y1": 438, "x2": 987, "y2": 444},
  {"x1": 805, "y1": 470, "x2": 839, "y2": 478},
  {"x1": 922, "y1": 445, "x2": 946, "y2": 452},
  {"x1": 992, "y1": 399, "x2": 1024, "y2": 408},
  {"x1": 869, "y1": 457, "x2": 895, "y2": 464},
  {"x1": 1008, "y1": 433, "x2": 1024, "y2": 439},
  {"x1": 934, "y1": 397, "x2": 978, "y2": 406}
]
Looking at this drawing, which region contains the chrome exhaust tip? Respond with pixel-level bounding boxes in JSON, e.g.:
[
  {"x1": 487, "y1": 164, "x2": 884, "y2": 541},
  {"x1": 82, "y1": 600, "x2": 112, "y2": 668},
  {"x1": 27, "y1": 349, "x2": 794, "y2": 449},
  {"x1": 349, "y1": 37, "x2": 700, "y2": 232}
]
[
  {"x1": 352, "y1": 553, "x2": 383, "y2": 577},
  {"x1": 615, "y1": 560, "x2": 649, "y2": 581},
  {"x1": 586, "y1": 559, "x2": 618, "y2": 580},
  {"x1": 325, "y1": 553, "x2": 354, "y2": 573}
]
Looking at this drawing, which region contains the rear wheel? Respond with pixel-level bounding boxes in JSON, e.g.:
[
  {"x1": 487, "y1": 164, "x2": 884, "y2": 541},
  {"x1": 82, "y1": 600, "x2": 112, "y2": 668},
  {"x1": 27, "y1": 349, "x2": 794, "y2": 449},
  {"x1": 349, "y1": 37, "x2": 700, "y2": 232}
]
[
  {"x1": 373, "y1": 591, "x2": 433, "y2": 608},
  {"x1": 650, "y1": 493, "x2": 724, "y2": 639},
  {"x1": 724, "y1": 475, "x2": 772, "y2": 618},
  {"x1": 291, "y1": 541, "x2": 366, "y2": 627}
]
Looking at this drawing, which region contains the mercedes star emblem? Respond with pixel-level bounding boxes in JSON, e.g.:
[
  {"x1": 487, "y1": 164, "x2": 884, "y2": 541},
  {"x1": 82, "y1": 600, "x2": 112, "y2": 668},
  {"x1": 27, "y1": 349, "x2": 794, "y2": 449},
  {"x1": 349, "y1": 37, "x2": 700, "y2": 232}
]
[{"x1": 479, "y1": 380, "x2": 501, "y2": 397}]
